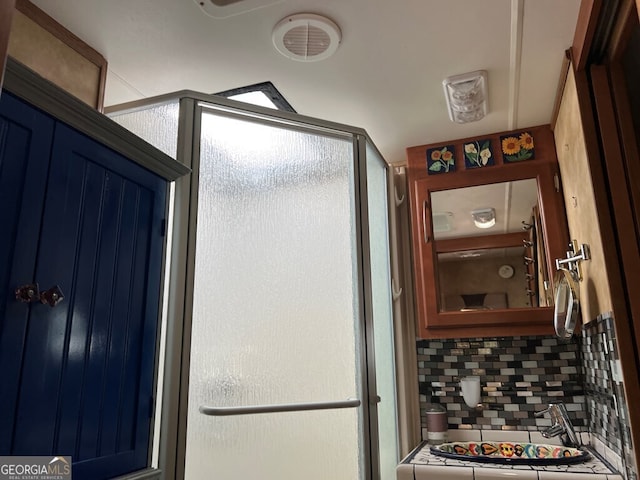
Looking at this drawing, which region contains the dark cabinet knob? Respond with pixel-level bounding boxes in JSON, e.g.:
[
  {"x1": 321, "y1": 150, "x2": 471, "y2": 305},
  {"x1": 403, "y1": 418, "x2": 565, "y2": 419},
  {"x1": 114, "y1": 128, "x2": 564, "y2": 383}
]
[
  {"x1": 40, "y1": 285, "x2": 64, "y2": 307},
  {"x1": 15, "y1": 283, "x2": 40, "y2": 303}
]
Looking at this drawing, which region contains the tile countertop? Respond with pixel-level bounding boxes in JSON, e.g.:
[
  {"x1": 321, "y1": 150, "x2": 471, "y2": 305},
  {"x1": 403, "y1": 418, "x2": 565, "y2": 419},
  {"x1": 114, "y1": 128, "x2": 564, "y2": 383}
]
[{"x1": 397, "y1": 430, "x2": 624, "y2": 480}]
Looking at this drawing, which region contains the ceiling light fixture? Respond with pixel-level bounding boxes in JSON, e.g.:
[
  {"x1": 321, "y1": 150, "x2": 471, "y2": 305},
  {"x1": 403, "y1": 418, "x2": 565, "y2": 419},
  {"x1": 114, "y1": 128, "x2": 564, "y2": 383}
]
[
  {"x1": 471, "y1": 208, "x2": 496, "y2": 229},
  {"x1": 272, "y1": 14, "x2": 341, "y2": 62},
  {"x1": 442, "y1": 70, "x2": 488, "y2": 124}
]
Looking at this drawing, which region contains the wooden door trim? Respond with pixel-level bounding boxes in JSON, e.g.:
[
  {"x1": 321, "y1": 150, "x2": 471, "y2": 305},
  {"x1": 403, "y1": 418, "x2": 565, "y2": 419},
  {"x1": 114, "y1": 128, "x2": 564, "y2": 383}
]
[
  {"x1": 572, "y1": 0, "x2": 602, "y2": 71},
  {"x1": 589, "y1": 64, "x2": 640, "y2": 474},
  {"x1": 590, "y1": 65, "x2": 640, "y2": 346},
  {"x1": 551, "y1": 50, "x2": 572, "y2": 129},
  {"x1": 605, "y1": 0, "x2": 638, "y2": 61},
  {"x1": 609, "y1": 65, "x2": 640, "y2": 236}
]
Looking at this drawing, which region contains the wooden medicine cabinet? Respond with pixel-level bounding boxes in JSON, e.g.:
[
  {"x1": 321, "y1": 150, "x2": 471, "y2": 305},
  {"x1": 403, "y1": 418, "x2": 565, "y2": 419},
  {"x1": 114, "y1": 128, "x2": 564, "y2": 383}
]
[{"x1": 407, "y1": 125, "x2": 569, "y2": 339}]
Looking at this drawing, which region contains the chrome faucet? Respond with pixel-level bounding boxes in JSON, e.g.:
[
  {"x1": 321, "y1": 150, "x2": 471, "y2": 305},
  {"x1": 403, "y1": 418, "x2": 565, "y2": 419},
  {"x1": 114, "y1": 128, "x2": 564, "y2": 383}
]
[{"x1": 535, "y1": 403, "x2": 580, "y2": 447}]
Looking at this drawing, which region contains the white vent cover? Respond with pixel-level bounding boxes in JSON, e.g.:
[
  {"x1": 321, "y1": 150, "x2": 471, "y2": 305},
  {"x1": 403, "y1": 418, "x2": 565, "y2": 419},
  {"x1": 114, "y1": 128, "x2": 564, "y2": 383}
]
[{"x1": 272, "y1": 14, "x2": 341, "y2": 62}]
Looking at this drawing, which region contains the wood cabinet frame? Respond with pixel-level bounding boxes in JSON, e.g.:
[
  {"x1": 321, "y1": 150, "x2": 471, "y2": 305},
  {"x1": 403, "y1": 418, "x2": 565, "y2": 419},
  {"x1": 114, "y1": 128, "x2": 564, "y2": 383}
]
[
  {"x1": 0, "y1": 0, "x2": 16, "y2": 90},
  {"x1": 407, "y1": 125, "x2": 569, "y2": 339},
  {"x1": 9, "y1": 0, "x2": 107, "y2": 110}
]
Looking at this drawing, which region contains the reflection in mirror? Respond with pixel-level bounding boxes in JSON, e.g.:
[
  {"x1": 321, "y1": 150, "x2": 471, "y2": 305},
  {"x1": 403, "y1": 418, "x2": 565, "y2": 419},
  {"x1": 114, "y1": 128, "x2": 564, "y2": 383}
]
[
  {"x1": 438, "y1": 246, "x2": 531, "y2": 311},
  {"x1": 431, "y1": 179, "x2": 548, "y2": 312},
  {"x1": 431, "y1": 179, "x2": 538, "y2": 240}
]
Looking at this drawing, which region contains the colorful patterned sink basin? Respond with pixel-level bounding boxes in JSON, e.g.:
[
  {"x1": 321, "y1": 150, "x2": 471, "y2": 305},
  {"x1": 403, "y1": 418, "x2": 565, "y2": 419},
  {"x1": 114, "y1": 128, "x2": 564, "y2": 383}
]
[{"x1": 430, "y1": 441, "x2": 590, "y2": 465}]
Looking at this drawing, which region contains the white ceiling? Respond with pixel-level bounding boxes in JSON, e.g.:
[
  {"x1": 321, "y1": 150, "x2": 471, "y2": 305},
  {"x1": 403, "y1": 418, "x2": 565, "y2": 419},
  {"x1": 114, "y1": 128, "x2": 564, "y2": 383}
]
[
  {"x1": 31, "y1": 0, "x2": 581, "y2": 165},
  {"x1": 432, "y1": 178, "x2": 538, "y2": 239}
]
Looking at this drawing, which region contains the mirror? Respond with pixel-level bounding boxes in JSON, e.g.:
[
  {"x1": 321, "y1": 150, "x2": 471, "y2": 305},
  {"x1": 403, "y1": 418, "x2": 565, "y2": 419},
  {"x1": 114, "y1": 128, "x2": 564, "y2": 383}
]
[
  {"x1": 437, "y1": 246, "x2": 531, "y2": 311},
  {"x1": 553, "y1": 269, "x2": 579, "y2": 339},
  {"x1": 431, "y1": 179, "x2": 552, "y2": 312}
]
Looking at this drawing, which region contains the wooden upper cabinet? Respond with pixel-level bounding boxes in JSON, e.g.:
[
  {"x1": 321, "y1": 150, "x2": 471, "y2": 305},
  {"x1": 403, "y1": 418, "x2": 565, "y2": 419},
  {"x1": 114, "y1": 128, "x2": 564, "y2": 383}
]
[
  {"x1": 406, "y1": 125, "x2": 569, "y2": 339},
  {"x1": 0, "y1": 0, "x2": 16, "y2": 91},
  {"x1": 8, "y1": 0, "x2": 107, "y2": 110}
]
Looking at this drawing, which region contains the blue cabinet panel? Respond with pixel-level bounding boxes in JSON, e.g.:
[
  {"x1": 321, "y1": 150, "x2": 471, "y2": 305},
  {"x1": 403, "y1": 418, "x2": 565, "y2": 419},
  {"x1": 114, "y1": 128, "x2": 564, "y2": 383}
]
[
  {"x1": 0, "y1": 93, "x2": 54, "y2": 454},
  {"x1": 0, "y1": 92, "x2": 166, "y2": 480}
]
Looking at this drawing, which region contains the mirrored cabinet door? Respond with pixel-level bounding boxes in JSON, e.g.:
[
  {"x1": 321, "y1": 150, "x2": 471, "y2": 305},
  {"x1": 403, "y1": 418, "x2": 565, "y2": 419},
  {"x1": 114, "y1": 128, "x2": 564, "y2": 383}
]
[
  {"x1": 431, "y1": 178, "x2": 543, "y2": 311},
  {"x1": 407, "y1": 125, "x2": 569, "y2": 339}
]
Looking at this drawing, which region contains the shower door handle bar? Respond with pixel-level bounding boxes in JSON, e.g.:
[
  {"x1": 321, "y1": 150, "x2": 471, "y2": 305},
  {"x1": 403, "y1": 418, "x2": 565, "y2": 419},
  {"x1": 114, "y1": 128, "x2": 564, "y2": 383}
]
[{"x1": 199, "y1": 398, "x2": 361, "y2": 416}]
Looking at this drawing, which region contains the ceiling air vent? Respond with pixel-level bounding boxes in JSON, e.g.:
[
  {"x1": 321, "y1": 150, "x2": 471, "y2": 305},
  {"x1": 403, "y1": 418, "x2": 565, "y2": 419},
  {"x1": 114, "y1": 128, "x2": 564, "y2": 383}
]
[{"x1": 272, "y1": 14, "x2": 341, "y2": 62}]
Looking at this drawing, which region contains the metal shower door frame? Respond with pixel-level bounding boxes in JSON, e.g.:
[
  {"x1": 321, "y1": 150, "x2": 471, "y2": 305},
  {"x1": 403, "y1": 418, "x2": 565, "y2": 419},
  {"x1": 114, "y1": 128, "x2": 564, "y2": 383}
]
[{"x1": 152, "y1": 93, "x2": 385, "y2": 480}]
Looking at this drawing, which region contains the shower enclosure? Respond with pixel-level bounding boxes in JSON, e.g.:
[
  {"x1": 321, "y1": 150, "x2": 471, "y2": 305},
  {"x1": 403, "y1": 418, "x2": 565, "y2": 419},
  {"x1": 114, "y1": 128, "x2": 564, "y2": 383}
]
[{"x1": 108, "y1": 91, "x2": 399, "y2": 479}]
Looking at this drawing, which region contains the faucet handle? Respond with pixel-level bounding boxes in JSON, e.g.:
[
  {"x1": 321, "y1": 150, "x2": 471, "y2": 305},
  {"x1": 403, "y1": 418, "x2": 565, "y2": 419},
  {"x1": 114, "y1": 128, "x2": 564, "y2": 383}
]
[
  {"x1": 535, "y1": 403, "x2": 561, "y2": 417},
  {"x1": 541, "y1": 424, "x2": 565, "y2": 438},
  {"x1": 535, "y1": 405, "x2": 551, "y2": 417}
]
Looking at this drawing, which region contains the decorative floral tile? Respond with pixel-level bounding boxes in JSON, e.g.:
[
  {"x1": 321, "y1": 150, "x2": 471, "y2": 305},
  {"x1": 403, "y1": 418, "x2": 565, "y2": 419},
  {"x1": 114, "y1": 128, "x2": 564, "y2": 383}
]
[
  {"x1": 501, "y1": 132, "x2": 535, "y2": 162},
  {"x1": 427, "y1": 145, "x2": 456, "y2": 174},
  {"x1": 463, "y1": 139, "x2": 494, "y2": 168}
]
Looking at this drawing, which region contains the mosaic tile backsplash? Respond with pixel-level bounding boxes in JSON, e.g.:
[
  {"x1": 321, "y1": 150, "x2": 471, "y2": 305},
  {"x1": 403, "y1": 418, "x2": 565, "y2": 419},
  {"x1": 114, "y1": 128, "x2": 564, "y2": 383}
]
[
  {"x1": 417, "y1": 335, "x2": 587, "y2": 432},
  {"x1": 582, "y1": 313, "x2": 636, "y2": 480},
  {"x1": 416, "y1": 315, "x2": 637, "y2": 479}
]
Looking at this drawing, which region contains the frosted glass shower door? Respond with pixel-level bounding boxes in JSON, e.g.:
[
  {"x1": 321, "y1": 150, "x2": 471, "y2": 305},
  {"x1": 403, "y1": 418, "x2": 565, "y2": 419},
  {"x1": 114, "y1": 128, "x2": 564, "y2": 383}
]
[{"x1": 184, "y1": 106, "x2": 365, "y2": 480}]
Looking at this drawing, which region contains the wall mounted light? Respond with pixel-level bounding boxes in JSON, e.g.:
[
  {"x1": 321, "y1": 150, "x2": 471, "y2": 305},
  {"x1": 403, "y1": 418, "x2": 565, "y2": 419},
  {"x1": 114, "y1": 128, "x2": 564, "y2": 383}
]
[
  {"x1": 442, "y1": 70, "x2": 488, "y2": 123},
  {"x1": 471, "y1": 208, "x2": 495, "y2": 229}
]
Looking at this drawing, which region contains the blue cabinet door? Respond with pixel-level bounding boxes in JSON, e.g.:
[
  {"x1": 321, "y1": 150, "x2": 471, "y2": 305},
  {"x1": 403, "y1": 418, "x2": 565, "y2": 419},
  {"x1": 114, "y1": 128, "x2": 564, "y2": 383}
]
[
  {"x1": 0, "y1": 93, "x2": 166, "y2": 480},
  {"x1": 0, "y1": 92, "x2": 55, "y2": 454}
]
